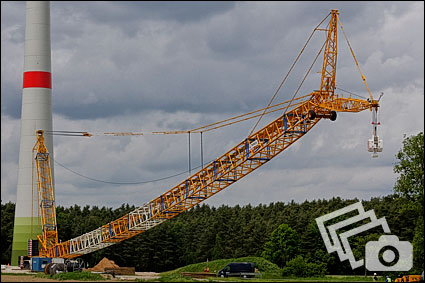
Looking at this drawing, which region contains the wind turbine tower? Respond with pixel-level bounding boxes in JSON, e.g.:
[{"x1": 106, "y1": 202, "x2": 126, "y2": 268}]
[{"x1": 11, "y1": 1, "x2": 55, "y2": 266}]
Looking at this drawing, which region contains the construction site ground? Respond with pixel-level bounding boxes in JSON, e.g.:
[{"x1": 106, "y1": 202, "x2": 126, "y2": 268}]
[{"x1": 1, "y1": 265, "x2": 160, "y2": 282}]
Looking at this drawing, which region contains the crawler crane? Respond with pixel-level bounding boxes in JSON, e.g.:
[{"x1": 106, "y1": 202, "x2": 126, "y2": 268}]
[{"x1": 32, "y1": 9, "x2": 382, "y2": 261}]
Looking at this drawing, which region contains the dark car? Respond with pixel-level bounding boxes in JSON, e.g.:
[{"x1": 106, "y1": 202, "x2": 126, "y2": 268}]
[{"x1": 217, "y1": 262, "x2": 256, "y2": 278}]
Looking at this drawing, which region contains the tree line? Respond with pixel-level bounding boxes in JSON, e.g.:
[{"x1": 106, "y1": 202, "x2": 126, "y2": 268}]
[
  {"x1": 1, "y1": 132, "x2": 423, "y2": 275},
  {"x1": 1, "y1": 194, "x2": 421, "y2": 274}
]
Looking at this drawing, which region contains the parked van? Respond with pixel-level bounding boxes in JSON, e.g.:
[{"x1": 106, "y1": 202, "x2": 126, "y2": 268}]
[{"x1": 217, "y1": 262, "x2": 257, "y2": 278}]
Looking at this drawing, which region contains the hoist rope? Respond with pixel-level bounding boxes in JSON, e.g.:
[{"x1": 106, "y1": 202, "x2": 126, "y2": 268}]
[
  {"x1": 51, "y1": 155, "x2": 213, "y2": 185},
  {"x1": 335, "y1": 87, "x2": 368, "y2": 100},
  {"x1": 281, "y1": 34, "x2": 327, "y2": 119},
  {"x1": 337, "y1": 16, "x2": 374, "y2": 101},
  {"x1": 248, "y1": 12, "x2": 331, "y2": 136},
  {"x1": 41, "y1": 12, "x2": 370, "y2": 188},
  {"x1": 45, "y1": 94, "x2": 311, "y2": 137}
]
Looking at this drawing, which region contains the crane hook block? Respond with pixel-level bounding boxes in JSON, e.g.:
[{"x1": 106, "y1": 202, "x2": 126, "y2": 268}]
[
  {"x1": 368, "y1": 136, "x2": 383, "y2": 158},
  {"x1": 368, "y1": 106, "x2": 383, "y2": 158}
]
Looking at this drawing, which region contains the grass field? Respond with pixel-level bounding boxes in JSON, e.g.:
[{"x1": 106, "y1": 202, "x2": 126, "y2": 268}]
[
  {"x1": 158, "y1": 257, "x2": 380, "y2": 282},
  {"x1": 2, "y1": 257, "x2": 386, "y2": 282}
]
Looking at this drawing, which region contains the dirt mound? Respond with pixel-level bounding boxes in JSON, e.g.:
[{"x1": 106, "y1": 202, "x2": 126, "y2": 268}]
[{"x1": 88, "y1": 257, "x2": 120, "y2": 272}]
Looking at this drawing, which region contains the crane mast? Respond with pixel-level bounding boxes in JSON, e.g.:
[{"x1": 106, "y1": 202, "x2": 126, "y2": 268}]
[
  {"x1": 32, "y1": 9, "x2": 381, "y2": 259},
  {"x1": 33, "y1": 130, "x2": 58, "y2": 257},
  {"x1": 320, "y1": 9, "x2": 338, "y2": 97}
]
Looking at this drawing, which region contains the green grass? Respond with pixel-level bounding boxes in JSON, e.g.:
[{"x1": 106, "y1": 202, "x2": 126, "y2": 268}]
[
  {"x1": 279, "y1": 275, "x2": 380, "y2": 282},
  {"x1": 191, "y1": 275, "x2": 378, "y2": 282},
  {"x1": 35, "y1": 271, "x2": 107, "y2": 281},
  {"x1": 164, "y1": 256, "x2": 280, "y2": 274},
  {"x1": 160, "y1": 257, "x2": 382, "y2": 282},
  {"x1": 160, "y1": 256, "x2": 281, "y2": 281}
]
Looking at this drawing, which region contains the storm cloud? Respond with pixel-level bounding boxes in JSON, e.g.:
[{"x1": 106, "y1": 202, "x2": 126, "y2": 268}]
[{"x1": 1, "y1": 1, "x2": 424, "y2": 208}]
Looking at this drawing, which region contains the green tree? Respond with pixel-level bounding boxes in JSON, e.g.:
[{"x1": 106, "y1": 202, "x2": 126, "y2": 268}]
[
  {"x1": 393, "y1": 132, "x2": 424, "y2": 272},
  {"x1": 2, "y1": 194, "x2": 418, "y2": 273},
  {"x1": 394, "y1": 132, "x2": 424, "y2": 211},
  {"x1": 1, "y1": 201, "x2": 15, "y2": 264},
  {"x1": 281, "y1": 255, "x2": 327, "y2": 277},
  {"x1": 262, "y1": 223, "x2": 299, "y2": 267}
]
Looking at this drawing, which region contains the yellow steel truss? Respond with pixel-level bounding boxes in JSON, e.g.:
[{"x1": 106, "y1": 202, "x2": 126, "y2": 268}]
[
  {"x1": 33, "y1": 130, "x2": 58, "y2": 257},
  {"x1": 34, "y1": 9, "x2": 379, "y2": 258},
  {"x1": 41, "y1": 98, "x2": 376, "y2": 258}
]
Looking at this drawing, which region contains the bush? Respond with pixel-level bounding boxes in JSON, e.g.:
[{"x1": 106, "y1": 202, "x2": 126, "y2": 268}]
[
  {"x1": 52, "y1": 271, "x2": 106, "y2": 281},
  {"x1": 281, "y1": 255, "x2": 327, "y2": 277}
]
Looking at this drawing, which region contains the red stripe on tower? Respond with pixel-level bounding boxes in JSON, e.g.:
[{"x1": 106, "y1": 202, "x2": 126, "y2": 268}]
[{"x1": 23, "y1": 71, "x2": 52, "y2": 89}]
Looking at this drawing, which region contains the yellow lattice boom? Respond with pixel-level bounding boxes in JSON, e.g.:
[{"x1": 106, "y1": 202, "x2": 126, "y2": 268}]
[{"x1": 33, "y1": 10, "x2": 380, "y2": 258}]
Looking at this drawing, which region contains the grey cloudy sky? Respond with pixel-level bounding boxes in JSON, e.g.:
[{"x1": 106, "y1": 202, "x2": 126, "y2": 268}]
[{"x1": 1, "y1": 1, "x2": 424, "y2": 209}]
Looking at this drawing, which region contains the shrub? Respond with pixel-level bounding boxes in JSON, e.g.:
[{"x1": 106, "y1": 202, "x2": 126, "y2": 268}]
[{"x1": 281, "y1": 255, "x2": 327, "y2": 277}]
